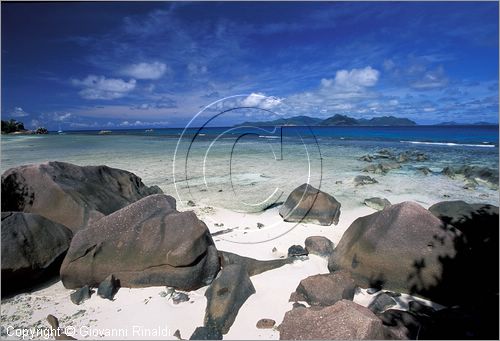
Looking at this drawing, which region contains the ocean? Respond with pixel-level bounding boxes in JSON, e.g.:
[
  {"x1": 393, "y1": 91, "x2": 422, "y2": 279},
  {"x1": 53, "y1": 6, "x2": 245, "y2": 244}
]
[{"x1": 2, "y1": 125, "x2": 498, "y2": 212}]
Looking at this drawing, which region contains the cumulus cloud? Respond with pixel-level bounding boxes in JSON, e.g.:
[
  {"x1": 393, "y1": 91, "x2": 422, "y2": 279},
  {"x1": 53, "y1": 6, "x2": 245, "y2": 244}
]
[
  {"x1": 322, "y1": 66, "x2": 380, "y2": 90},
  {"x1": 9, "y1": 107, "x2": 29, "y2": 117},
  {"x1": 284, "y1": 67, "x2": 390, "y2": 118},
  {"x1": 241, "y1": 93, "x2": 283, "y2": 109},
  {"x1": 72, "y1": 75, "x2": 136, "y2": 100},
  {"x1": 122, "y1": 62, "x2": 168, "y2": 80}
]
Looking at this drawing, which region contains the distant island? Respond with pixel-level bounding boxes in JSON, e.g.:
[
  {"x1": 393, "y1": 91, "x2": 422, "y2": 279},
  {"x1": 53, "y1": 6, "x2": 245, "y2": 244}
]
[
  {"x1": 435, "y1": 121, "x2": 498, "y2": 126},
  {"x1": 238, "y1": 114, "x2": 417, "y2": 127}
]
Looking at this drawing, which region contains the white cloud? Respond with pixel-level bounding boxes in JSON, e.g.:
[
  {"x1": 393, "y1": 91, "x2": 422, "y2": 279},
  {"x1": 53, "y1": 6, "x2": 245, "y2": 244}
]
[
  {"x1": 241, "y1": 93, "x2": 263, "y2": 106},
  {"x1": 53, "y1": 112, "x2": 72, "y2": 121},
  {"x1": 283, "y1": 67, "x2": 391, "y2": 118},
  {"x1": 119, "y1": 120, "x2": 169, "y2": 127},
  {"x1": 69, "y1": 121, "x2": 100, "y2": 128},
  {"x1": 72, "y1": 75, "x2": 136, "y2": 100},
  {"x1": 241, "y1": 93, "x2": 283, "y2": 109},
  {"x1": 322, "y1": 66, "x2": 380, "y2": 90},
  {"x1": 10, "y1": 107, "x2": 29, "y2": 117},
  {"x1": 330, "y1": 103, "x2": 353, "y2": 110},
  {"x1": 122, "y1": 62, "x2": 168, "y2": 80},
  {"x1": 320, "y1": 78, "x2": 333, "y2": 87}
]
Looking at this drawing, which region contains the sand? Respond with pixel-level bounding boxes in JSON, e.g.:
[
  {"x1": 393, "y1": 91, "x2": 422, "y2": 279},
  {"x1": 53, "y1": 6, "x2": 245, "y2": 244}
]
[{"x1": 1, "y1": 203, "x2": 443, "y2": 340}]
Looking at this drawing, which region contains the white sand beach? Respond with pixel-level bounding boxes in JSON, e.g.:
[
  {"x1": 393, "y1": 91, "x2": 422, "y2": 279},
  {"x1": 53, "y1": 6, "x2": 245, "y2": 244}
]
[{"x1": 2, "y1": 203, "x2": 443, "y2": 340}]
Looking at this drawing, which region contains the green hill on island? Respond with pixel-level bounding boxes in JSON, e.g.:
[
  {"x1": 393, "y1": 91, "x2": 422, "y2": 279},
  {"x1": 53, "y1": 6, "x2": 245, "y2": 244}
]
[{"x1": 238, "y1": 114, "x2": 417, "y2": 127}]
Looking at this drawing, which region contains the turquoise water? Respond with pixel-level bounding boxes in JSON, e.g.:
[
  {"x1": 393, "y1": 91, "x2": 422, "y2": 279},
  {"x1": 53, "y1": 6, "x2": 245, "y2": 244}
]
[
  {"x1": 50, "y1": 125, "x2": 499, "y2": 145},
  {"x1": 2, "y1": 126, "x2": 498, "y2": 212}
]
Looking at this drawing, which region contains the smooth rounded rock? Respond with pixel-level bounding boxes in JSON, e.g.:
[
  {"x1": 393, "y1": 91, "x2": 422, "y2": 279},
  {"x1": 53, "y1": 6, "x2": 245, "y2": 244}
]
[
  {"x1": 60, "y1": 194, "x2": 220, "y2": 290},
  {"x1": 1, "y1": 161, "x2": 162, "y2": 232},
  {"x1": 328, "y1": 201, "x2": 461, "y2": 304},
  {"x1": 279, "y1": 183, "x2": 341, "y2": 226},
  {"x1": 2, "y1": 212, "x2": 73, "y2": 295}
]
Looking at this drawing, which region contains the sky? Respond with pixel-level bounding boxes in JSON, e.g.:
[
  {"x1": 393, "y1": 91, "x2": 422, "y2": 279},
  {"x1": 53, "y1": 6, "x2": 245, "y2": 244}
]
[{"x1": 1, "y1": 1, "x2": 499, "y2": 130}]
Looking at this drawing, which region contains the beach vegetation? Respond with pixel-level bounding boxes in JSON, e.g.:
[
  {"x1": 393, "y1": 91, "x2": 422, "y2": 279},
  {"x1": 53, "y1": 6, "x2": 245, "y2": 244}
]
[{"x1": 1, "y1": 119, "x2": 26, "y2": 134}]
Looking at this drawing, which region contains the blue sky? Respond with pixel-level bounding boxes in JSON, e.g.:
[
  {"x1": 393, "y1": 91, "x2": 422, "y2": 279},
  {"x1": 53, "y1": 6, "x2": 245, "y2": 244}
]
[{"x1": 2, "y1": 1, "x2": 498, "y2": 129}]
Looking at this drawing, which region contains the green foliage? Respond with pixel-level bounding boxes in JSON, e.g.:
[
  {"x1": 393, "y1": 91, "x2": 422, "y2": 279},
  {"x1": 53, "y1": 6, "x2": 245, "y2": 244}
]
[{"x1": 1, "y1": 119, "x2": 25, "y2": 133}]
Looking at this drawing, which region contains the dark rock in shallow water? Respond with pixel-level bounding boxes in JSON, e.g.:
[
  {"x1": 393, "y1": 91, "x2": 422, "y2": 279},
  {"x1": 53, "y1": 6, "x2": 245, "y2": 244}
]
[
  {"x1": 441, "y1": 166, "x2": 455, "y2": 178},
  {"x1": 204, "y1": 264, "x2": 255, "y2": 334},
  {"x1": 463, "y1": 179, "x2": 478, "y2": 190},
  {"x1": 377, "y1": 149, "x2": 393, "y2": 157},
  {"x1": 363, "y1": 162, "x2": 401, "y2": 174},
  {"x1": 368, "y1": 292, "x2": 397, "y2": 314},
  {"x1": 293, "y1": 271, "x2": 356, "y2": 306},
  {"x1": 287, "y1": 245, "x2": 308, "y2": 258},
  {"x1": 328, "y1": 201, "x2": 461, "y2": 305},
  {"x1": 189, "y1": 326, "x2": 222, "y2": 340},
  {"x1": 354, "y1": 175, "x2": 378, "y2": 186},
  {"x1": 364, "y1": 197, "x2": 391, "y2": 211},
  {"x1": 442, "y1": 165, "x2": 499, "y2": 189},
  {"x1": 279, "y1": 300, "x2": 386, "y2": 340},
  {"x1": 362, "y1": 164, "x2": 380, "y2": 173},
  {"x1": 70, "y1": 285, "x2": 93, "y2": 305},
  {"x1": 396, "y1": 152, "x2": 409, "y2": 163},
  {"x1": 381, "y1": 162, "x2": 402, "y2": 172},
  {"x1": 218, "y1": 251, "x2": 293, "y2": 277},
  {"x1": 1, "y1": 161, "x2": 162, "y2": 232},
  {"x1": 256, "y1": 318, "x2": 276, "y2": 329},
  {"x1": 415, "y1": 153, "x2": 428, "y2": 161},
  {"x1": 457, "y1": 165, "x2": 499, "y2": 189},
  {"x1": 279, "y1": 183, "x2": 341, "y2": 226},
  {"x1": 358, "y1": 155, "x2": 373, "y2": 162},
  {"x1": 60, "y1": 194, "x2": 220, "y2": 290},
  {"x1": 304, "y1": 236, "x2": 334, "y2": 257},
  {"x1": 1, "y1": 212, "x2": 72, "y2": 296},
  {"x1": 97, "y1": 274, "x2": 119, "y2": 300},
  {"x1": 416, "y1": 166, "x2": 432, "y2": 175}
]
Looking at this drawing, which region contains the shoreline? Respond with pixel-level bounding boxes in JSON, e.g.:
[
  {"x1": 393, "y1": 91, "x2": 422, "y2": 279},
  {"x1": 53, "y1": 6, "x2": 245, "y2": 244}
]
[{"x1": 1, "y1": 141, "x2": 498, "y2": 339}]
